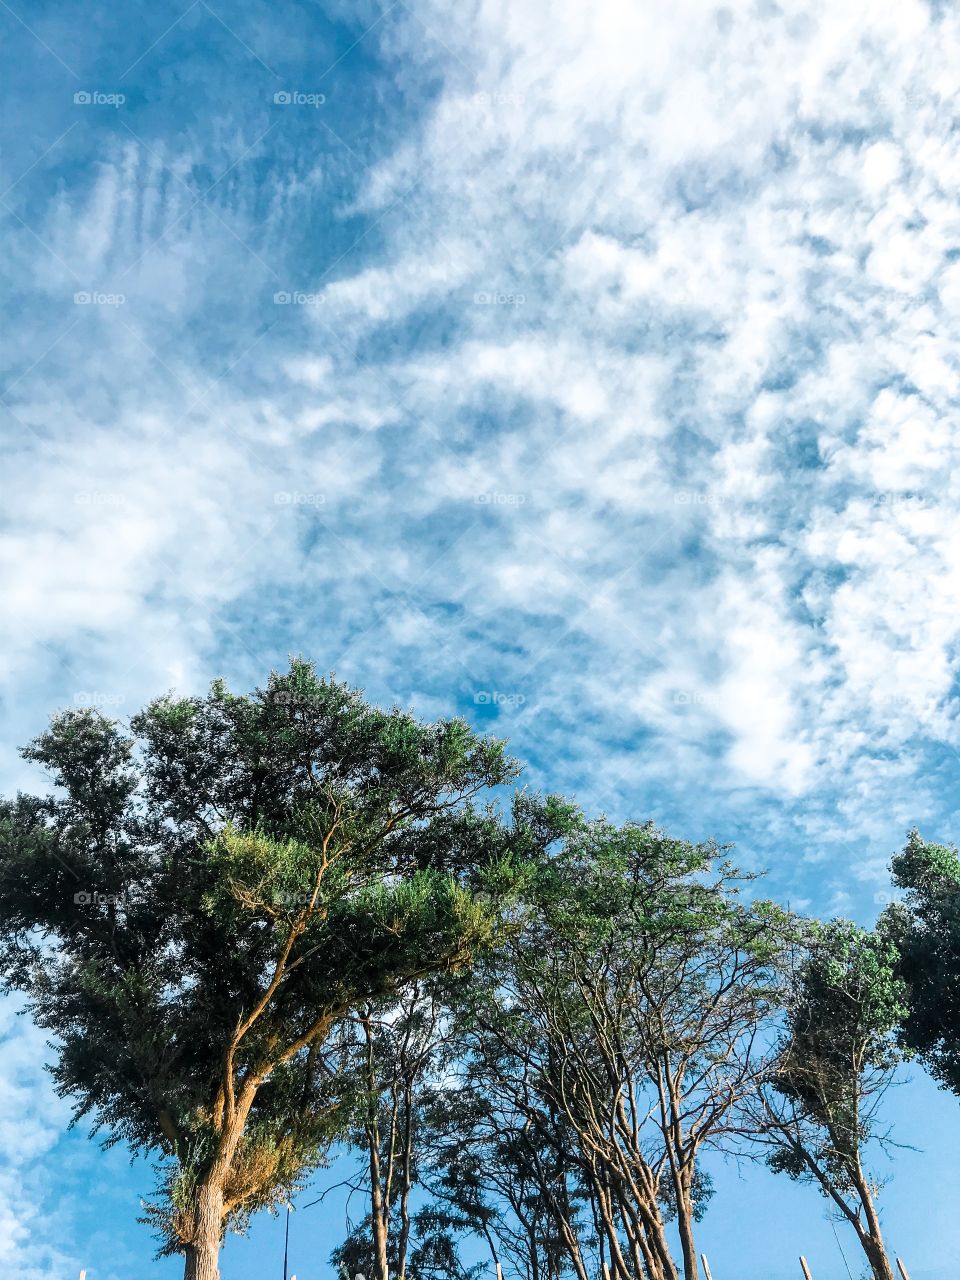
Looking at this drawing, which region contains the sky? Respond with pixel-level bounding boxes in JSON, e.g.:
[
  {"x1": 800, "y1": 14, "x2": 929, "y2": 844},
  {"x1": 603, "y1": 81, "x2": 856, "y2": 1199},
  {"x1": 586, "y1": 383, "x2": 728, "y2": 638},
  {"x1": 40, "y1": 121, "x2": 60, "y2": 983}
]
[{"x1": 2, "y1": 0, "x2": 960, "y2": 1275}]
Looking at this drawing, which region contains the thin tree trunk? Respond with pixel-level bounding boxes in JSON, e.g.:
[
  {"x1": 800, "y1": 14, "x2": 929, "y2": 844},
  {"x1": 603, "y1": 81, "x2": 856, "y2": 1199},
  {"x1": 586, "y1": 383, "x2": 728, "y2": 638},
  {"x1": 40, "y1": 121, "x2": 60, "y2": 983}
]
[
  {"x1": 851, "y1": 1159, "x2": 895, "y2": 1280},
  {"x1": 629, "y1": 1190, "x2": 676, "y2": 1280},
  {"x1": 674, "y1": 1187, "x2": 698, "y2": 1280},
  {"x1": 367, "y1": 1109, "x2": 388, "y2": 1280},
  {"x1": 858, "y1": 1194, "x2": 895, "y2": 1280},
  {"x1": 363, "y1": 1015, "x2": 390, "y2": 1280},
  {"x1": 591, "y1": 1177, "x2": 635, "y2": 1280},
  {"x1": 658, "y1": 1059, "x2": 696, "y2": 1280},
  {"x1": 395, "y1": 1076, "x2": 414, "y2": 1280}
]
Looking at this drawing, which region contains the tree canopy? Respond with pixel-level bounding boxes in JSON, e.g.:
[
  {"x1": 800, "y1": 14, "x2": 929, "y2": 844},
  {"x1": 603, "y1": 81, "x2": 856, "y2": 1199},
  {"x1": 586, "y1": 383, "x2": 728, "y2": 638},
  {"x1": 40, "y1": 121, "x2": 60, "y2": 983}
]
[
  {"x1": 0, "y1": 660, "x2": 530, "y2": 1279},
  {"x1": 886, "y1": 830, "x2": 960, "y2": 1094},
  {"x1": 0, "y1": 666, "x2": 951, "y2": 1280},
  {"x1": 759, "y1": 920, "x2": 909, "y2": 1280}
]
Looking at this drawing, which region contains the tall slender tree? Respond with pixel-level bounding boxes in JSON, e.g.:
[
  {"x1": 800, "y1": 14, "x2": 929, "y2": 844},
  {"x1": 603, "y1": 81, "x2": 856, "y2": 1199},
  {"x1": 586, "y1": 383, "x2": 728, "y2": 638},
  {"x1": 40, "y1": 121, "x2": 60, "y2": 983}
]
[
  {"x1": 0, "y1": 660, "x2": 523, "y2": 1280},
  {"x1": 757, "y1": 920, "x2": 907, "y2": 1280},
  {"x1": 330, "y1": 983, "x2": 447, "y2": 1280}
]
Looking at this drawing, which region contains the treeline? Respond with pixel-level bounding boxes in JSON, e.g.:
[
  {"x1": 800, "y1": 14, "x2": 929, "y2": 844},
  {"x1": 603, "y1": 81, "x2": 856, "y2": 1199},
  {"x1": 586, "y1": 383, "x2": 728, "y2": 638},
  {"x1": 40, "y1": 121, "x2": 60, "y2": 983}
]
[{"x1": 0, "y1": 661, "x2": 956, "y2": 1280}]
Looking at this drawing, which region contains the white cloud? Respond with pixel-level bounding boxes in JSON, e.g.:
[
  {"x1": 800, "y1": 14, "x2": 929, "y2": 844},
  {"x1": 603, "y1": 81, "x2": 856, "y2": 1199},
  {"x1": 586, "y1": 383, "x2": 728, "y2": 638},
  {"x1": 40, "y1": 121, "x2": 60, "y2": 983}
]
[
  {"x1": 6, "y1": 0, "x2": 960, "y2": 956},
  {"x1": 315, "y1": 243, "x2": 476, "y2": 326}
]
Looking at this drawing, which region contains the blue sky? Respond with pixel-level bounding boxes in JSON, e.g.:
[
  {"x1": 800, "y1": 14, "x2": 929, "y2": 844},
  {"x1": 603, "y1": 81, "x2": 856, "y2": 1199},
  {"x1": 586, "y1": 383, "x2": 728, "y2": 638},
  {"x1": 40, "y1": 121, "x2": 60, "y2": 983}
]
[{"x1": 3, "y1": 0, "x2": 960, "y2": 1275}]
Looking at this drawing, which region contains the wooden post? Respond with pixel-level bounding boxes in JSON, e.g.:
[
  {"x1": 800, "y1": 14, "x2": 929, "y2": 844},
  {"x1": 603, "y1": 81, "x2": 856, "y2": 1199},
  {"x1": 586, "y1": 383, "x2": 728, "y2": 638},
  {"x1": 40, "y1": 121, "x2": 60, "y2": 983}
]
[
  {"x1": 701, "y1": 1254, "x2": 715, "y2": 1280},
  {"x1": 897, "y1": 1261, "x2": 911, "y2": 1280},
  {"x1": 799, "y1": 1257, "x2": 814, "y2": 1280},
  {"x1": 496, "y1": 1264, "x2": 504, "y2": 1280}
]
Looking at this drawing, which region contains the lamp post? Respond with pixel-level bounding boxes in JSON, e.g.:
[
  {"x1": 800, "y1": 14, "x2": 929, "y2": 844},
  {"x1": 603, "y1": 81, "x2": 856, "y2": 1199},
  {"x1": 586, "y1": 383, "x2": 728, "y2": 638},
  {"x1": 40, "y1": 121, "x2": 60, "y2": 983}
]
[
  {"x1": 283, "y1": 1203, "x2": 292, "y2": 1280},
  {"x1": 282, "y1": 1191, "x2": 330, "y2": 1280}
]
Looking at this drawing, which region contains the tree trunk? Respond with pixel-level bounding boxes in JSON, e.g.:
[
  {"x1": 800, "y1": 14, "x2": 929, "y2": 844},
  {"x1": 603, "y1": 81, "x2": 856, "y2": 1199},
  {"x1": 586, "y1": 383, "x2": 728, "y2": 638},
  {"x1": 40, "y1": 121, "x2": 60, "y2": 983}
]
[
  {"x1": 634, "y1": 1200, "x2": 677, "y2": 1280},
  {"x1": 674, "y1": 1184, "x2": 698, "y2": 1280},
  {"x1": 861, "y1": 1238, "x2": 896, "y2": 1280},
  {"x1": 858, "y1": 1206, "x2": 895, "y2": 1280},
  {"x1": 367, "y1": 1095, "x2": 389, "y2": 1280},
  {"x1": 855, "y1": 1170, "x2": 895, "y2": 1280},
  {"x1": 183, "y1": 1179, "x2": 224, "y2": 1280},
  {"x1": 371, "y1": 1198, "x2": 390, "y2": 1280},
  {"x1": 361, "y1": 1013, "x2": 390, "y2": 1280}
]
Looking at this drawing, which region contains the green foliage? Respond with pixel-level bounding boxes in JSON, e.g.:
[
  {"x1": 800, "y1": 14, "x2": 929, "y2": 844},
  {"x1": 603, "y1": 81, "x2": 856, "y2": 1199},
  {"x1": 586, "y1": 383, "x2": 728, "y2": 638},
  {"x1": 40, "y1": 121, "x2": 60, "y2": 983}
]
[
  {"x1": 767, "y1": 918, "x2": 909, "y2": 1194},
  {"x1": 325, "y1": 795, "x2": 582, "y2": 1280},
  {"x1": 2, "y1": 662, "x2": 932, "y2": 1280},
  {"x1": 886, "y1": 829, "x2": 960, "y2": 1094},
  {"x1": 0, "y1": 660, "x2": 521, "y2": 1258},
  {"x1": 332, "y1": 1208, "x2": 484, "y2": 1280},
  {"x1": 410, "y1": 818, "x2": 784, "y2": 1280}
]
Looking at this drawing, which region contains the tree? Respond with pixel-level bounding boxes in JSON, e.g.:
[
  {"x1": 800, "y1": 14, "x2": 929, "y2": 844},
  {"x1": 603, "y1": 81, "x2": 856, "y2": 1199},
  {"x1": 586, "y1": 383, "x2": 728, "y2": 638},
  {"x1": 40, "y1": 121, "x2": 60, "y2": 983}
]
[
  {"x1": 418, "y1": 1034, "x2": 596, "y2": 1280},
  {"x1": 886, "y1": 829, "x2": 960, "y2": 1093},
  {"x1": 328, "y1": 793, "x2": 580, "y2": 1280},
  {"x1": 426, "y1": 819, "x2": 784, "y2": 1280},
  {"x1": 330, "y1": 983, "x2": 447, "y2": 1280},
  {"x1": 0, "y1": 660, "x2": 523, "y2": 1280},
  {"x1": 758, "y1": 920, "x2": 907, "y2": 1280}
]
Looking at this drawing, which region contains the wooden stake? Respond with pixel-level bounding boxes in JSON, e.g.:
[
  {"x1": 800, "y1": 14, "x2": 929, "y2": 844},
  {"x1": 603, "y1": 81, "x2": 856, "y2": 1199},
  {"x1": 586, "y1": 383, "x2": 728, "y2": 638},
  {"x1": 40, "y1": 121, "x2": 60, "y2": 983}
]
[
  {"x1": 701, "y1": 1253, "x2": 715, "y2": 1280},
  {"x1": 799, "y1": 1257, "x2": 814, "y2": 1280},
  {"x1": 896, "y1": 1261, "x2": 911, "y2": 1280}
]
